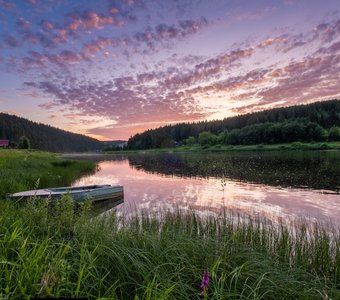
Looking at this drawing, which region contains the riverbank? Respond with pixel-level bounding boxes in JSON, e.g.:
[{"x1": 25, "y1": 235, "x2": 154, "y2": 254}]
[
  {"x1": 0, "y1": 200, "x2": 339, "y2": 299},
  {"x1": 178, "y1": 141, "x2": 340, "y2": 152},
  {"x1": 105, "y1": 141, "x2": 340, "y2": 154},
  {"x1": 0, "y1": 149, "x2": 96, "y2": 198}
]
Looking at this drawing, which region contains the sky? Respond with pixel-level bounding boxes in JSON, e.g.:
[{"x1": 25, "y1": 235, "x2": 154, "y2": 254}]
[{"x1": 0, "y1": 0, "x2": 340, "y2": 140}]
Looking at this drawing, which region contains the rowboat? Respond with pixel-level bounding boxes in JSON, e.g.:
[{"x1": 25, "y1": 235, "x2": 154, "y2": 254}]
[{"x1": 7, "y1": 184, "x2": 124, "y2": 204}]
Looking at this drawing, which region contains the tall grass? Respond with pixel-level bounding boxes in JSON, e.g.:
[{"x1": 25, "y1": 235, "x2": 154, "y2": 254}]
[
  {"x1": 0, "y1": 149, "x2": 95, "y2": 197},
  {"x1": 0, "y1": 197, "x2": 339, "y2": 299}
]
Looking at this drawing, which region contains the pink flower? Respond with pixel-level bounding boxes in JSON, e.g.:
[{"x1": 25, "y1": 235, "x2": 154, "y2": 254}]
[
  {"x1": 199, "y1": 269, "x2": 209, "y2": 298},
  {"x1": 200, "y1": 270, "x2": 209, "y2": 289}
]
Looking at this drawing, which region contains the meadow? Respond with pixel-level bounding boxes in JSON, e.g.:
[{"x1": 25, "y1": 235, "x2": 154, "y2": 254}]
[{"x1": 0, "y1": 149, "x2": 339, "y2": 299}]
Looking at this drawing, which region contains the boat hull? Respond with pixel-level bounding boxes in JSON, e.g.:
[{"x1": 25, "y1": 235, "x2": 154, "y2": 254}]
[{"x1": 7, "y1": 184, "x2": 124, "y2": 204}]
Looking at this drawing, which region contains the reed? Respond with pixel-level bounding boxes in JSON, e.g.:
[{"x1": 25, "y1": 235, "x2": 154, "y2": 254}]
[{"x1": 0, "y1": 198, "x2": 339, "y2": 299}]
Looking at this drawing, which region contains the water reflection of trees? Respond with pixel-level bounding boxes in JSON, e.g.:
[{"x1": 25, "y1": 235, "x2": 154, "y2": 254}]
[{"x1": 127, "y1": 152, "x2": 340, "y2": 192}]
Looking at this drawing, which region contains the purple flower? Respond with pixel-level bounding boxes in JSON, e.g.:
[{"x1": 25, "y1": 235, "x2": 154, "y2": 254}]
[
  {"x1": 200, "y1": 269, "x2": 209, "y2": 289},
  {"x1": 199, "y1": 269, "x2": 210, "y2": 298}
]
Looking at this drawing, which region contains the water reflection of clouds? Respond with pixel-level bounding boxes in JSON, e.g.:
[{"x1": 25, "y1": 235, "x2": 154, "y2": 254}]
[{"x1": 73, "y1": 159, "x2": 340, "y2": 226}]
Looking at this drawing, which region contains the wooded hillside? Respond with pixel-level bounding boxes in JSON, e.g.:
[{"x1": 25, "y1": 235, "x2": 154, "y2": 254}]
[
  {"x1": 0, "y1": 113, "x2": 103, "y2": 152},
  {"x1": 127, "y1": 99, "x2": 340, "y2": 149}
]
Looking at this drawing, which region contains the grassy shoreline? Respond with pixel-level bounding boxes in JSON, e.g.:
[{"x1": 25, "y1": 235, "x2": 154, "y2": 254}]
[
  {"x1": 105, "y1": 141, "x2": 340, "y2": 154},
  {"x1": 0, "y1": 149, "x2": 96, "y2": 198}
]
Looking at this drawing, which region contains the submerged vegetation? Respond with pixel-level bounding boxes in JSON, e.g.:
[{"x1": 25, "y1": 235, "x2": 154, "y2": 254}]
[
  {"x1": 0, "y1": 199, "x2": 340, "y2": 299},
  {"x1": 0, "y1": 149, "x2": 95, "y2": 198}
]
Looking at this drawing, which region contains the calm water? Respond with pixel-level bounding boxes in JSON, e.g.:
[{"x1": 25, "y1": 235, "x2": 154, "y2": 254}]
[{"x1": 71, "y1": 151, "x2": 340, "y2": 226}]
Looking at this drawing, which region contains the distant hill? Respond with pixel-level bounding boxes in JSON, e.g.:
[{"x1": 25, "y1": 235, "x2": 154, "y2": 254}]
[
  {"x1": 0, "y1": 113, "x2": 103, "y2": 152},
  {"x1": 127, "y1": 99, "x2": 340, "y2": 149}
]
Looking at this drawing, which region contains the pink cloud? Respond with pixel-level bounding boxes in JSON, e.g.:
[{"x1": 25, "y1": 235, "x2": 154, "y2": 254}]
[
  {"x1": 49, "y1": 50, "x2": 85, "y2": 66},
  {"x1": 20, "y1": 42, "x2": 255, "y2": 130},
  {"x1": 132, "y1": 17, "x2": 208, "y2": 51},
  {"x1": 68, "y1": 11, "x2": 115, "y2": 31},
  {"x1": 83, "y1": 36, "x2": 112, "y2": 56},
  {"x1": 16, "y1": 17, "x2": 31, "y2": 31},
  {"x1": 156, "y1": 17, "x2": 208, "y2": 40},
  {"x1": 0, "y1": 0, "x2": 15, "y2": 10},
  {"x1": 313, "y1": 20, "x2": 340, "y2": 42},
  {"x1": 26, "y1": 0, "x2": 37, "y2": 5},
  {"x1": 52, "y1": 29, "x2": 68, "y2": 44},
  {"x1": 257, "y1": 37, "x2": 288, "y2": 48},
  {"x1": 2, "y1": 11, "x2": 209, "y2": 75},
  {"x1": 110, "y1": 7, "x2": 119, "y2": 14},
  {"x1": 22, "y1": 50, "x2": 85, "y2": 69},
  {"x1": 41, "y1": 20, "x2": 54, "y2": 31},
  {"x1": 233, "y1": 52, "x2": 340, "y2": 113},
  {"x1": 162, "y1": 47, "x2": 254, "y2": 89},
  {"x1": 250, "y1": 19, "x2": 340, "y2": 57},
  {"x1": 22, "y1": 51, "x2": 48, "y2": 67},
  {"x1": 22, "y1": 32, "x2": 39, "y2": 44},
  {"x1": 28, "y1": 69, "x2": 208, "y2": 131},
  {"x1": 4, "y1": 35, "x2": 21, "y2": 47}
]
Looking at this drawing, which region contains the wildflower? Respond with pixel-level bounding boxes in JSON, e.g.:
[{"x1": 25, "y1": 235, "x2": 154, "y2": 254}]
[
  {"x1": 200, "y1": 269, "x2": 209, "y2": 288},
  {"x1": 199, "y1": 269, "x2": 209, "y2": 298}
]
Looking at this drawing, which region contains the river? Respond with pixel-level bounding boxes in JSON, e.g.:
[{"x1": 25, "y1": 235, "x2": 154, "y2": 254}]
[{"x1": 69, "y1": 151, "x2": 340, "y2": 226}]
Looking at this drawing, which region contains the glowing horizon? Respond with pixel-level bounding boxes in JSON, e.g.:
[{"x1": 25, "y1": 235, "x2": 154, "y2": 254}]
[{"x1": 0, "y1": 0, "x2": 339, "y2": 140}]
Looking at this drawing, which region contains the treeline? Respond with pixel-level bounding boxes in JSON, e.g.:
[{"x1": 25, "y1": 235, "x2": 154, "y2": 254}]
[
  {"x1": 0, "y1": 113, "x2": 103, "y2": 152},
  {"x1": 191, "y1": 121, "x2": 340, "y2": 147},
  {"x1": 127, "y1": 99, "x2": 340, "y2": 149}
]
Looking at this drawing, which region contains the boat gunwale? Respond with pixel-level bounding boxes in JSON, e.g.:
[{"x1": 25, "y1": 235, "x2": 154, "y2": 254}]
[{"x1": 7, "y1": 185, "x2": 123, "y2": 199}]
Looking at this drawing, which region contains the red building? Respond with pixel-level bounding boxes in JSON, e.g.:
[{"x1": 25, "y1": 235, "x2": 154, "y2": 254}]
[{"x1": 0, "y1": 140, "x2": 9, "y2": 147}]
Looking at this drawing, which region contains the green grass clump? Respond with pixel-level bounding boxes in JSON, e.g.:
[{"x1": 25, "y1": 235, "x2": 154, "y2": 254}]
[
  {"x1": 0, "y1": 199, "x2": 339, "y2": 299},
  {"x1": 0, "y1": 149, "x2": 95, "y2": 197}
]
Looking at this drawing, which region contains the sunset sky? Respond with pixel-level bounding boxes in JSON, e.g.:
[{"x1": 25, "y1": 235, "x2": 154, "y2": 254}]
[{"x1": 0, "y1": 0, "x2": 339, "y2": 140}]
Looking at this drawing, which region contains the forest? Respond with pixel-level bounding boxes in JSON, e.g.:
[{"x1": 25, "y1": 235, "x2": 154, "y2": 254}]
[
  {"x1": 127, "y1": 99, "x2": 340, "y2": 149},
  {"x1": 0, "y1": 113, "x2": 102, "y2": 152}
]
